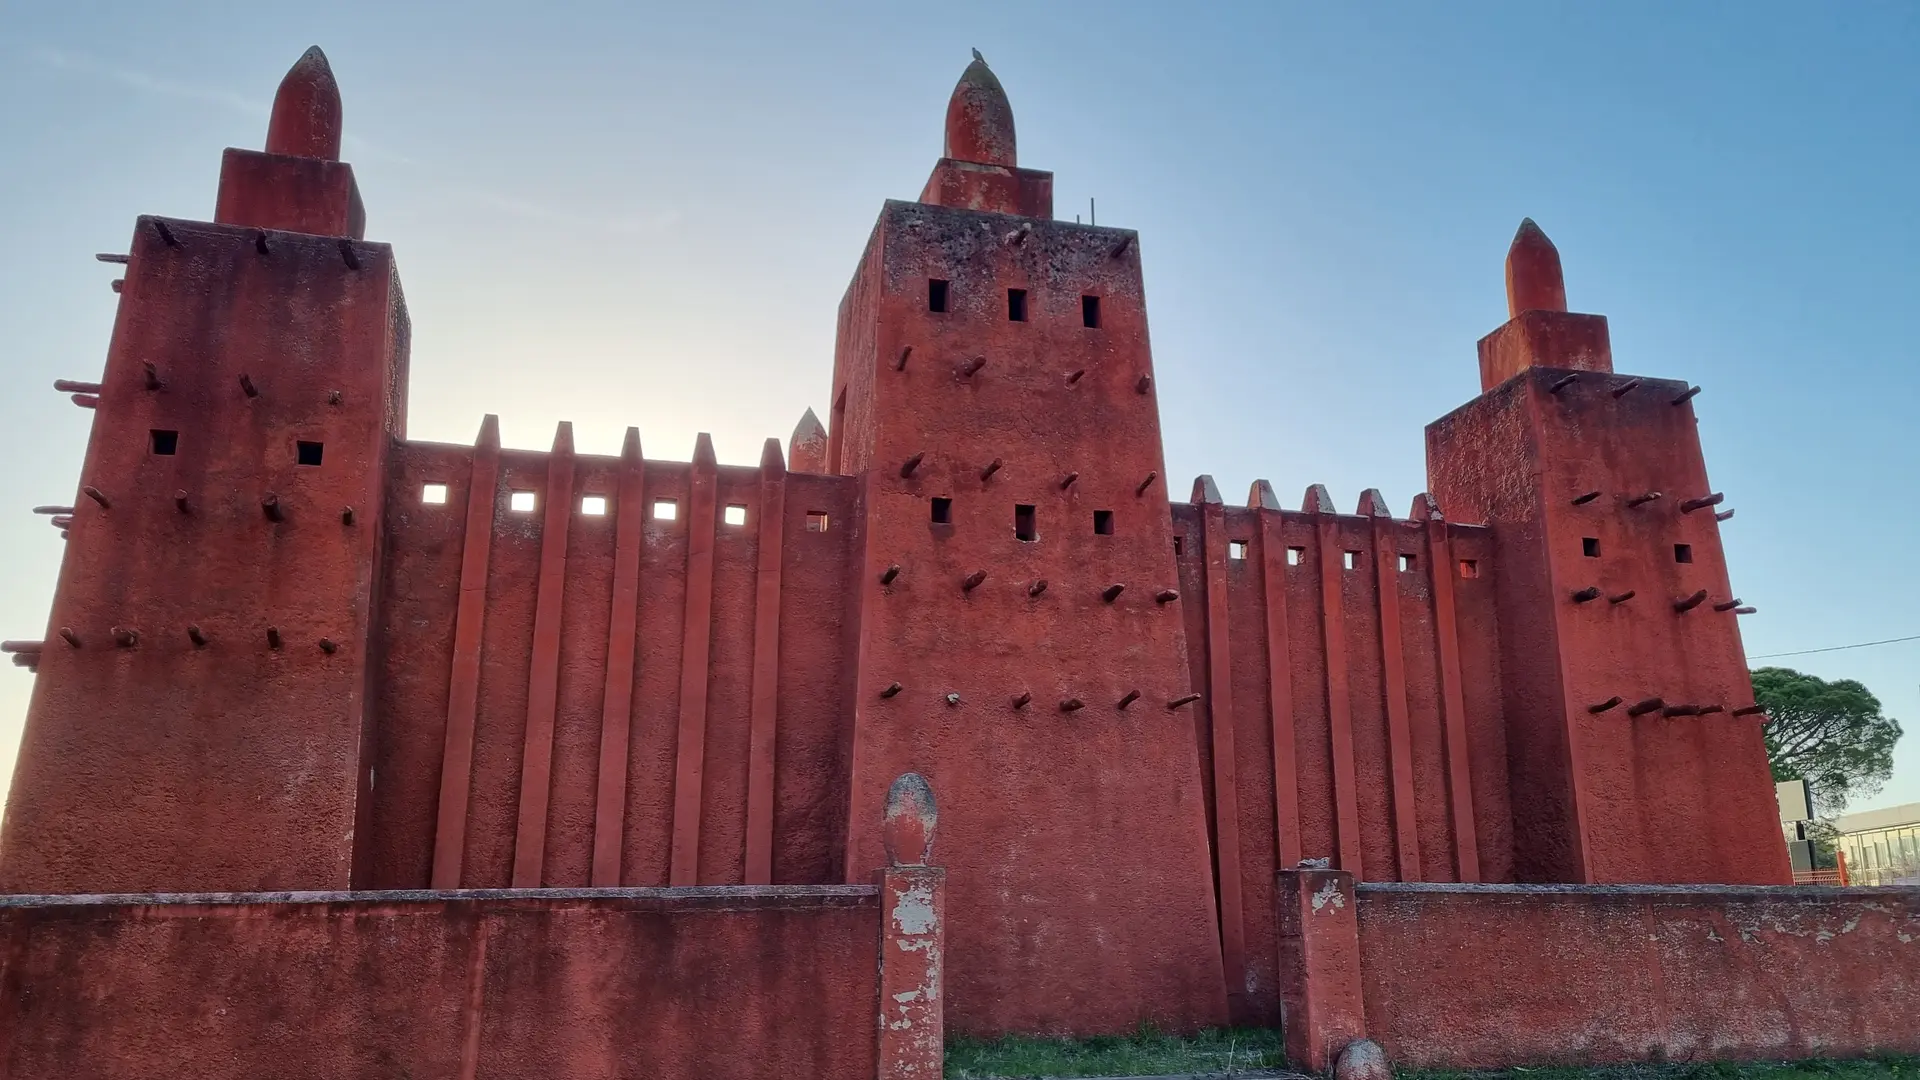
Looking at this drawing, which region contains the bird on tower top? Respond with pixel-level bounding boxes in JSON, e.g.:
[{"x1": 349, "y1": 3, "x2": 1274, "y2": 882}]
[
  {"x1": 945, "y1": 49, "x2": 1017, "y2": 167},
  {"x1": 265, "y1": 46, "x2": 343, "y2": 161},
  {"x1": 1505, "y1": 218, "x2": 1568, "y2": 318}
]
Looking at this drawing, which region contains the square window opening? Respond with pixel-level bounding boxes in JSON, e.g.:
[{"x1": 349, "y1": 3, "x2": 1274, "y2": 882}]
[
  {"x1": 652, "y1": 499, "x2": 679, "y2": 521},
  {"x1": 1173, "y1": 535, "x2": 1185, "y2": 556},
  {"x1": 581, "y1": 495, "x2": 608, "y2": 516},
  {"x1": 928, "y1": 278, "x2": 950, "y2": 313},
  {"x1": 150, "y1": 429, "x2": 178, "y2": 456},
  {"x1": 1287, "y1": 546, "x2": 1305, "y2": 566},
  {"x1": 1343, "y1": 551, "x2": 1359, "y2": 570},
  {"x1": 1459, "y1": 559, "x2": 1480, "y2": 579},
  {"x1": 1229, "y1": 540, "x2": 1249, "y2": 561},
  {"x1": 1015, "y1": 504, "x2": 1037, "y2": 542},
  {"x1": 422, "y1": 483, "x2": 449, "y2": 505},
  {"x1": 724, "y1": 504, "x2": 748, "y2": 527},
  {"x1": 1093, "y1": 509, "x2": 1114, "y2": 535},
  {"x1": 1399, "y1": 553, "x2": 1417, "y2": 573},
  {"x1": 296, "y1": 440, "x2": 324, "y2": 466},
  {"x1": 805, "y1": 511, "x2": 830, "y2": 532},
  {"x1": 1674, "y1": 543, "x2": 1693, "y2": 564},
  {"x1": 1582, "y1": 536, "x2": 1601, "y2": 558},
  {"x1": 509, "y1": 491, "x2": 537, "y2": 513},
  {"x1": 1081, "y1": 294, "x2": 1102, "y2": 328},
  {"x1": 931, "y1": 497, "x2": 953, "y2": 525},
  {"x1": 1008, "y1": 288, "x2": 1028, "y2": 322}
]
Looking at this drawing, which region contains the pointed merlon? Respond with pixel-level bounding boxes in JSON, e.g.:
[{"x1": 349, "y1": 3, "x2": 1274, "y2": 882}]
[
  {"x1": 1249, "y1": 480, "x2": 1281, "y2": 511},
  {"x1": 1357, "y1": 488, "x2": 1391, "y2": 518},
  {"x1": 1409, "y1": 492, "x2": 1443, "y2": 521},
  {"x1": 551, "y1": 421, "x2": 575, "y2": 454},
  {"x1": 944, "y1": 51, "x2": 1017, "y2": 167},
  {"x1": 692, "y1": 432, "x2": 718, "y2": 469},
  {"x1": 621, "y1": 426, "x2": 643, "y2": 464},
  {"x1": 265, "y1": 46, "x2": 343, "y2": 161},
  {"x1": 1301, "y1": 484, "x2": 1335, "y2": 514},
  {"x1": 759, "y1": 437, "x2": 786, "y2": 475},
  {"x1": 477, "y1": 414, "x2": 502, "y2": 449},
  {"x1": 1191, "y1": 475, "x2": 1223, "y2": 505},
  {"x1": 788, "y1": 408, "x2": 827, "y2": 474},
  {"x1": 1506, "y1": 218, "x2": 1567, "y2": 318}
]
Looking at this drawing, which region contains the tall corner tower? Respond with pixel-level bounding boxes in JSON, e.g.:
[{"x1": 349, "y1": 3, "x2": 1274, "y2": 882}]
[
  {"x1": 1425, "y1": 221, "x2": 1789, "y2": 886},
  {"x1": 829, "y1": 55, "x2": 1229, "y2": 1033},
  {"x1": 0, "y1": 48, "x2": 410, "y2": 893}
]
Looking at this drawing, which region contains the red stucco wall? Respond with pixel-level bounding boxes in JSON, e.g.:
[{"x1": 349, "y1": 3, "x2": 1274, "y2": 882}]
[
  {"x1": 1359, "y1": 883, "x2": 1920, "y2": 1067},
  {"x1": 0, "y1": 887, "x2": 882, "y2": 1079}
]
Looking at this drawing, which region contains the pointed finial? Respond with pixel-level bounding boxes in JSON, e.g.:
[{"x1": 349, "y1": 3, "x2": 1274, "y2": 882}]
[
  {"x1": 945, "y1": 52, "x2": 1016, "y2": 167},
  {"x1": 1301, "y1": 484, "x2": 1335, "y2": 514},
  {"x1": 1357, "y1": 488, "x2": 1391, "y2": 517},
  {"x1": 693, "y1": 432, "x2": 717, "y2": 469},
  {"x1": 760, "y1": 437, "x2": 786, "y2": 475},
  {"x1": 265, "y1": 46, "x2": 343, "y2": 161},
  {"x1": 1505, "y1": 218, "x2": 1567, "y2": 318},
  {"x1": 477, "y1": 414, "x2": 501, "y2": 450},
  {"x1": 883, "y1": 772, "x2": 938, "y2": 867},
  {"x1": 620, "y1": 426, "x2": 642, "y2": 464},
  {"x1": 1190, "y1": 475, "x2": 1223, "y2": 505},
  {"x1": 789, "y1": 407, "x2": 828, "y2": 474},
  {"x1": 550, "y1": 420, "x2": 574, "y2": 454},
  {"x1": 1408, "y1": 492, "x2": 1443, "y2": 521}
]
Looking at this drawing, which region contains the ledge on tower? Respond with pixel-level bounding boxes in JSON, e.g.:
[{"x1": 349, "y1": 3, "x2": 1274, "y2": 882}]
[
  {"x1": 919, "y1": 51, "x2": 1053, "y2": 219},
  {"x1": 216, "y1": 46, "x2": 366, "y2": 239}
]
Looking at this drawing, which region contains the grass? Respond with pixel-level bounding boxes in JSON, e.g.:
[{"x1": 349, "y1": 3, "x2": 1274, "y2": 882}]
[
  {"x1": 947, "y1": 1034, "x2": 1920, "y2": 1080},
  {"x1": 946, "y1": 1025, "x2": 1288, "y2": 1078}
]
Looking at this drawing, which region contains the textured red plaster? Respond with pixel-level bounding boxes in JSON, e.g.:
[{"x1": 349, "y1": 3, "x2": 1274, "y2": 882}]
[{"x1": 1359, "y1": 883, "x2": 1920, "y2": 1067}]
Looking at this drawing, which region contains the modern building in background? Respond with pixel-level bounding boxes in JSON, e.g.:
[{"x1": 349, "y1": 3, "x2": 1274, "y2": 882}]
[{"x1": 1832, "y1": 802, "x2": 1920, "y2": 886}]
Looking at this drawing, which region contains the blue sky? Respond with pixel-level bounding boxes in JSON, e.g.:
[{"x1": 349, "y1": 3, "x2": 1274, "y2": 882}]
[{"x1": 2, "y1": 1, "x2": 1916, "y2": 815}]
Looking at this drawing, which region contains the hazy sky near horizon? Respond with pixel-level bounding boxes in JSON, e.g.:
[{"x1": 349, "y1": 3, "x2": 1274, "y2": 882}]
[{"x1": 2, "y1": 1, "x2": 1917, "y2": 816}]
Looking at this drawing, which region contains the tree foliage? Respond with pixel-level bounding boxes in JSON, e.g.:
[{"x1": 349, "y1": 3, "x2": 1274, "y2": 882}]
[{"x1": 1752, "y1": 666, "x2": 1902, "y2": 816}]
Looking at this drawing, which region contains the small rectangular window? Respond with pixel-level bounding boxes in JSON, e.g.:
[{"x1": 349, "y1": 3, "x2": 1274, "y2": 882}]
[
  {"x1": 724, "y1": 504, "x2": 748, "y2": 526},
  {"x1": 1008, "y1": 288, "x2": 1028, "y2": 322},
  {"x1": 581, "y1": 496, "x2": 608, "y2": 516},
  {"x1": 652, "y1": 499, "x2": 678, "y2": 521},
  {"x1": 929, "y1": 278, "x2": 950, "y2": 313},
  {"x1": 806, "y1": 511, "x2": 830, "y2": 532},
  {"x1": 1583, "y1": 537, "x2": 1601, "y2": 558},
  {"x1": 1399, "y1": 553, "x2": 1417, "y2": 573},
  {"x1": 1229, "y1": 540, "x2": 1248, "y2": 561},
  {"x1": 1674, "y1": 543, "x2": 1693, "y2": 564},
  {"x1": 1015, "y1": 504, "x2": 1037, "y2": 542},
  {"x1": 422, "y1": 483, "x2": 449, "y2": 505},
  {"x1": 1093, "y1": 510, "x2": 1114, "y2": 535},
  {"x1": 1459, "y1": 559, "x2": 1479, "y2": 579},
  {"x1": 1082, "y1": 294, "x2": 1102, "y2": 328},
  {"x1": 509, "y1": 491, "x2": 537, "y2": 513},
  {"x1": 1343, "y1": 551, "x2": 1359, "y2": 570},
  {"x1": 1173, "y1": 535, "x2": 1185, "y2": 556},
  {"x1": 296, "y1": 440, "x2": 324, "y2": 466},
  {"x1": 1286, "y1": 546, "x2": 1304, "y2": 566},
  {"x1": 930, "y1": 497, "x2": 953, "y2": 525},
  {"x1": 150, "y1": 429, "x2": 178, "y2": 456}
]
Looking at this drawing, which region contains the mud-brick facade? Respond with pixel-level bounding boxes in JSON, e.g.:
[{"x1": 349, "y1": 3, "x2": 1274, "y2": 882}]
[{"x1": 1, "y1": 47, "x2": 1789, "y2": 1035}]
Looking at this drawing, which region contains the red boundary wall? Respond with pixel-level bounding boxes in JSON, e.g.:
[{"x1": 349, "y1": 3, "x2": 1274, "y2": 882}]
[
  {"x1": 1278, "y1": 870, "x2": 1920, "y2": 1071},
  {"x1": 0, "y1": 884, "x2": 937, "y2": 1080}
]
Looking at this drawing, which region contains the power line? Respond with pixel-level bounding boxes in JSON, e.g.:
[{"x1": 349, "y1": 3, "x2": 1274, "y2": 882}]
[{"x1": 1750, "y1": 633, "x2": 1920, "y2": 660}]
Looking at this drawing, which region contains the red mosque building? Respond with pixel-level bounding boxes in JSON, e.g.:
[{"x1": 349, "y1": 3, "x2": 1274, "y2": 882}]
[{"x1": 1, "y1": 46, "x2": 1801, "y2": 1051}]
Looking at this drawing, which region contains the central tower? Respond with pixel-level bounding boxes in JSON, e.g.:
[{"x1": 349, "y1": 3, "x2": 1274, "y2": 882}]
[{"x1": 832, "y1": 55, "x2": 1230, "y2": 1033}]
